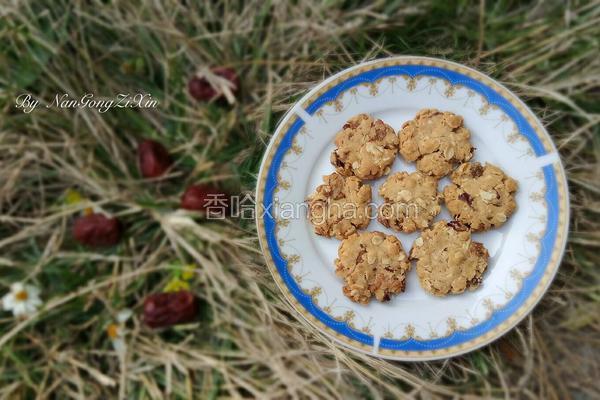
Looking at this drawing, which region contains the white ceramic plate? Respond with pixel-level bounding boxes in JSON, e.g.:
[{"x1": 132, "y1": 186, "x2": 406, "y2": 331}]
[{"x1": 256, "y1": 57, "x2": 569, "y2": 361}]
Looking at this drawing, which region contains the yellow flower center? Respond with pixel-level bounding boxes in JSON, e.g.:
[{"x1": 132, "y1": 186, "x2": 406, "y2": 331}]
[
  {"x1": 65, "y1": 189, "x2": 83, "y2": 205},
  {"x1": 106, "y1": 324, "x2": 120, "y2": 339},
  {"x1": 15, "y1": 290, "x2": 28, "y2": 301},
  {"x1": 181, "y1": 266, "x2": 195, "y2": 281},
  {"x1": 164, "y1": 277, "x2": 190, "y2": 293}
]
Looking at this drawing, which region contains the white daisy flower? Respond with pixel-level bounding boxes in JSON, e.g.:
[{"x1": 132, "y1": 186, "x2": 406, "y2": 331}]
[
  {"x1": 107, "y1": 309, "x2": 132, "y2": 358},
  {"x1": 1, "y1": 282, "x2": 42, "y2": 318}
]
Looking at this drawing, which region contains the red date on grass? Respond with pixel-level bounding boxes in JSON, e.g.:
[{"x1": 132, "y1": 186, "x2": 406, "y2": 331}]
[
  {"x1": 188, "y1": 67, "x2": 239, "y2": 102},
  {"x1": 143, "y1": 291, "x2": 198, "y2": 328},
  {"x1": 73, "y1": 213, "x2": 122, "y2": 247},
  {"x1": 138, "y1": 139, "x2": 172, "y2": 178},
  {"x1": 180, "y1": 184, "x2": 229, "y2": 216}
]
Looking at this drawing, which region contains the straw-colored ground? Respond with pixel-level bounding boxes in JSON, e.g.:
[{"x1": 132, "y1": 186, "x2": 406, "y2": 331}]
[{"x1": 1, "y1": 1, "x2": 599, "y2": 399}]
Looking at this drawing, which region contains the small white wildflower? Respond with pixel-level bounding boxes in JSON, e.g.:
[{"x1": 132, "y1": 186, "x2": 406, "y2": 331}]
[
  {"x1": 116, "y1": 309, "x2": 133, "y2": 323},
  {"x1": 1, "y1": 282, "x2": 42, "y2": 317},
  {"x1": 107, "y1": 309, "x2": 132, "y2": 358}
]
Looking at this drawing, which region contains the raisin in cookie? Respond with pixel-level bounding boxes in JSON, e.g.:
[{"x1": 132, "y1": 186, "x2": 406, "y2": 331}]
[
  {"x1": 330, "y1": 114, "x2": 398, "y2": 180},
  {"x1": 377, "y1": 171, "x2": 441, "y2": 233},
  {"x1": 306, "y1": 172, "x2": 372, "y2": 239},
  {"x1": 410, "y1": 221, "x2": 489, "y2": 296},
  {"x1": 398, "y1": 109, "x2": 474, "y2": 177},
  {"x1": 335, "y1": 231, "x2": 410, "y2": 304},
  {"x1": 443, "y1": 162, "x2": 518, "y2": 231}
]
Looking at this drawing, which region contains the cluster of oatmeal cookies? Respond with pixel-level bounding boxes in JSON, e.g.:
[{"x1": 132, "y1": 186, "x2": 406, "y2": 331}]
[{"x1": 306, "y1": 110, "x2": 518, "y2": 303}]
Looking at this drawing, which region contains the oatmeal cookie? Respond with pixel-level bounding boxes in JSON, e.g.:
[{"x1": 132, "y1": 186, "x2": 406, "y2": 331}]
[
  {"x1": 410, "y1": 221, "x2": 489, "y2": 296},
  {"x1": 398, "y1": 109, "x2": 474, "y2": 177},
  {"x1": 378, "y1": 171, "x2": 441, "y2": 233},
  {"x1": 335, "y1": 231, "x2": 410, "y2": 304},
  {"x1": 443, "y1": 162, "x2": 518, "y2": 231},
  {"x1": 330, "y1": 114, "x2": 398, "y2": 180},
  {"x1": 306, "y1": 172, "x2": 372, "y2": 239}
]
